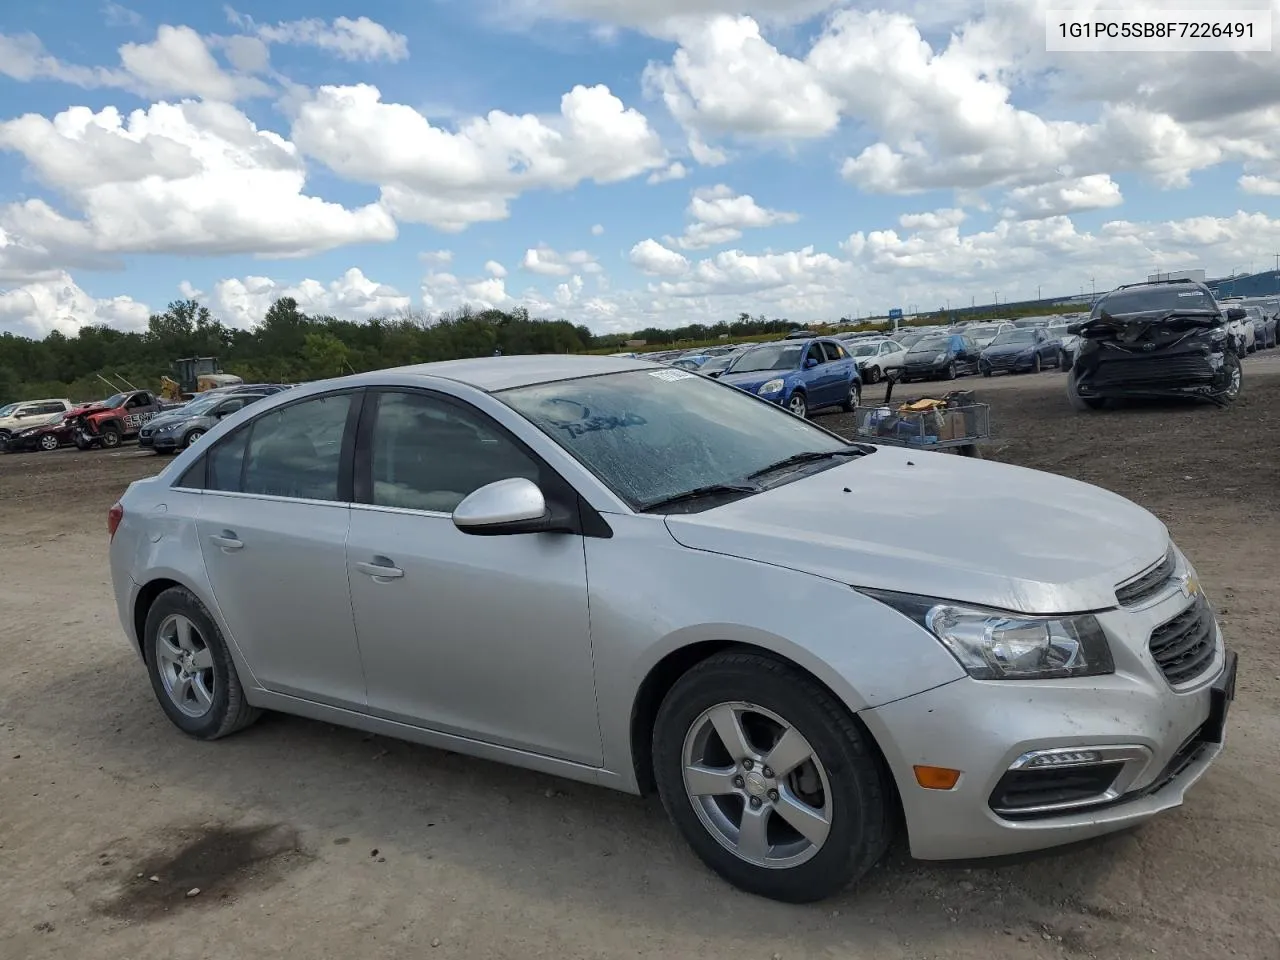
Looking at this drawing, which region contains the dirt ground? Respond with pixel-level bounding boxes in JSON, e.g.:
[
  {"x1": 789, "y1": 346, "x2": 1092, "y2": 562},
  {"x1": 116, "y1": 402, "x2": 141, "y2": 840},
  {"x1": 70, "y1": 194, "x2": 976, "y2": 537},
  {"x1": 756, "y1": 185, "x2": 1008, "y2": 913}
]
[{"x1": 2, "y1": 357, "x2": 1279, "y2": 960}]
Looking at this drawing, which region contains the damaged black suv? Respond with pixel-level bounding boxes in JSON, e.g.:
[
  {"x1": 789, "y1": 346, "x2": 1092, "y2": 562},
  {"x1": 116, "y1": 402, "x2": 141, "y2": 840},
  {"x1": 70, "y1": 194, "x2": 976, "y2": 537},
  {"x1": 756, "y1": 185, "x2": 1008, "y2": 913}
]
[{"x1": 1067, "y1": 279, "x2": 1244, "y2": 411}]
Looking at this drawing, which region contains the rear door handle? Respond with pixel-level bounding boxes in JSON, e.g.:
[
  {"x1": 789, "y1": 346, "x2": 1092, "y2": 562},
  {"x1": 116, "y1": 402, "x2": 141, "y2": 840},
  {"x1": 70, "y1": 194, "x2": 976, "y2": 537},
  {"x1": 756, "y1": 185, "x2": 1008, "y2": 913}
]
[
  {"x1": 355, "y1": 558, "x2": 404, "y2": 580},
  {"x1": 209, "y1": 531, "x2": 243, "y2": 551}
]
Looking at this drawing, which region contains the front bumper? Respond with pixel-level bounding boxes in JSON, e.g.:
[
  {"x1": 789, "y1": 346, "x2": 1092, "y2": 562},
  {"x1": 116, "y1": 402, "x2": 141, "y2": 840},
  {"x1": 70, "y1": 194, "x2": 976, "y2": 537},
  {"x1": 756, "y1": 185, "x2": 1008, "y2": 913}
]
[
  {"x1": 900, "y1": 360, "x2": 952, "y2": 379},
  {"x1": 139, "y1": 431, "x2": 179, "y2": 450},
  {"x1": 860, "y1": 585, "x2": 1232, "y2": 861},
  {"x1": 2, "y1": 434, "x2": 40, "y2": 452}
]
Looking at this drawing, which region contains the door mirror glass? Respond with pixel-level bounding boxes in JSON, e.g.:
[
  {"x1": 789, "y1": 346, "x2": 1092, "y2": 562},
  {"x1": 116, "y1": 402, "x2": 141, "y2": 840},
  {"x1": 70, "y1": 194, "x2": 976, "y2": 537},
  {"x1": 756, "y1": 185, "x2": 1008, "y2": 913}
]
[
  {"x1": 803, "y1": 357, "x2": 819, "y2": 369},
  {"x1": 453, "y1": 477, "x2": 550, "y2": 535}
]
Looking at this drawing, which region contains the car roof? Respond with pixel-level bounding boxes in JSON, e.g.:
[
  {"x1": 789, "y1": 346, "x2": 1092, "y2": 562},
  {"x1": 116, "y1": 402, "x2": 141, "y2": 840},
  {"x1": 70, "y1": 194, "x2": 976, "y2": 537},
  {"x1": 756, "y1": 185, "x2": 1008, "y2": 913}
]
[{"x1": 378, "y1": 355, "x2": 656, "y2": 392}]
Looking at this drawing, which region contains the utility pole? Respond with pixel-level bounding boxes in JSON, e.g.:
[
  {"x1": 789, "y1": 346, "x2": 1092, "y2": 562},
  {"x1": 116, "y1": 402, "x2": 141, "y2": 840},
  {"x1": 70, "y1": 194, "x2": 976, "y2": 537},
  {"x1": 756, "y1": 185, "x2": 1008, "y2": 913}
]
[{"x1": 1037, "y1": 284, "x2": 1041, "y2": 300}]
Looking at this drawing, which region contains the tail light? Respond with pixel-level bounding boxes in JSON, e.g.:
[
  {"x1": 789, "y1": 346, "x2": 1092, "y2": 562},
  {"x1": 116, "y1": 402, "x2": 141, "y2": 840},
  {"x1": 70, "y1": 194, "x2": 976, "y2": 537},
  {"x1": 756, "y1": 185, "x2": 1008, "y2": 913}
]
[{"x1": 108, "y1": 502, "x2": 123, "y2": 539}]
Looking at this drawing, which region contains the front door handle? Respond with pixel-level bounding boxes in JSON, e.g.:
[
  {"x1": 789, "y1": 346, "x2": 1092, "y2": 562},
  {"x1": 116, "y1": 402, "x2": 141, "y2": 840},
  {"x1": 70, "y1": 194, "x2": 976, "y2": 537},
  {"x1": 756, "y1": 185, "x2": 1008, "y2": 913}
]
[
  {"x1": 209, "y1": 531, "x2": 243, "y2": 551},
  {"x1": 355, "y1": 558, "x2": 404, "y2": 580}
]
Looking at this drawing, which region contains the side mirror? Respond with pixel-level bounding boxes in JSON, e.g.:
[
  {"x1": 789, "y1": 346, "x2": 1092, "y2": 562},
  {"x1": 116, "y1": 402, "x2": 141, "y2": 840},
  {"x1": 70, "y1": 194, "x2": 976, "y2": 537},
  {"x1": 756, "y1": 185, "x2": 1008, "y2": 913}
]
[
  {"x1": 804, "y1": 357, "x2": 819, "y2": 369},
  {"x1": 453, "y1": 477, "x2": 553, "y2": 536},
  {"x1": 1226, "y1": 307, "x2": 1247, "y2": 321},
  {"x1": 708, "y1": 370, "x2": 723, "y2": 378}
]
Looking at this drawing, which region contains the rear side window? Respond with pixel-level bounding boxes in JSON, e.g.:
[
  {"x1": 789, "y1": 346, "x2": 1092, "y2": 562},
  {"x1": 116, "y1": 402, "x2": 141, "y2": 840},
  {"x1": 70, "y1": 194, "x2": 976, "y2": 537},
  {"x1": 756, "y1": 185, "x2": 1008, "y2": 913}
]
[
  {"x1": 207, "y1": 429, "x2": 250, "y2": 491},
  {"x1": 241, "y1": 394, "x2": 353, "y2": 501}
]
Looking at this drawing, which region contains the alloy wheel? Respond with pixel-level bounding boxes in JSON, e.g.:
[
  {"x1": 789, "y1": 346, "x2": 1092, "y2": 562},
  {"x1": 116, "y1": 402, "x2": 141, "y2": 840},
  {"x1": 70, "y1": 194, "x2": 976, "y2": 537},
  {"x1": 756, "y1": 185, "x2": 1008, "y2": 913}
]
[
  {"x1": 681, "y1": 702, "x2": 832, "y2": 869},
  {"x1": 155, "y1": 614, "x2": 216, "y2": 718},
  {"x1": 39, "y1": 434, "x2": 58, "y2": 451},
  {"x1": 186, "y1": 429, "x2": 205, "y2": 447},
  {"x1": 788, "y1": 394, "x2": 807, "y2": 417}
]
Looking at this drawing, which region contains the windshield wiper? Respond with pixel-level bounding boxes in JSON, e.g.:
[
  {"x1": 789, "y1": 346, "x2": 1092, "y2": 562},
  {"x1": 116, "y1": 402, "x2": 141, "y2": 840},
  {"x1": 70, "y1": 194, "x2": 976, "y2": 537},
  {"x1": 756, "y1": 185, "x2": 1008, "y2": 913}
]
[
  {"x1": 639, "y1": 482, "x2": 764, "y2": 513},
  {"x1": 746, "y1": 447, "x2": 868, "y2": 481}
]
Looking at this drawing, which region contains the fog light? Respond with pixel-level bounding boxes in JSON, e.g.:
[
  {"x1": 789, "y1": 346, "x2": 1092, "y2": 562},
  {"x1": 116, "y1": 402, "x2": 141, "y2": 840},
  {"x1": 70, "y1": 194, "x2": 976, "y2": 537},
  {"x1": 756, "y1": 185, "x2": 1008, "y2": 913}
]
[
  {"x1": 1024, "y1": 750, "x2": 1104, "y2": 768},
  {"x1": 913, "y1": 765, "x2": 962, "y2": 790}
]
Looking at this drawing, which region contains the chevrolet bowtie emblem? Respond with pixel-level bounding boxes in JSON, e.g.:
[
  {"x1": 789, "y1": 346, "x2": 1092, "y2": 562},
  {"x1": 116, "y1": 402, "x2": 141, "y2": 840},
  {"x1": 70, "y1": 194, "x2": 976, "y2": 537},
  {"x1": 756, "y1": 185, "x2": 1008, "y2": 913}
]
[{"x1": 1179, "y1": 572, "x2": 1201, "y2": 599}]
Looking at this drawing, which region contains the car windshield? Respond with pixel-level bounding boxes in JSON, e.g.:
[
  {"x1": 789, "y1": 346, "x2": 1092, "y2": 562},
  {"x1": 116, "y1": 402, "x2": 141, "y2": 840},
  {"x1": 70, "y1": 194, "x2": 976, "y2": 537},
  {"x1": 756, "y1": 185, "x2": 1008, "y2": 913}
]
[
  {"x1": 1047, "y1": 325, "x2": 1069, "y2": 338},
  {"x1": 0, "y1": 402, "x2": 19, "y2": 417},
  {"x1": 1096, "y1": 286, "x2": 1217, "y2": 315},
  {"x1": 173, "y1": 392, "x2": 226, "y2": 415},
  {"x1": 99, "y1": 392, "x2": 126, "y2": 408},
  {"x1": 700, "y1": 356, "x2": 734, "y2": 373},
  {"x1": 910, "y1": 336, "x2": 949, "y2": 352},
  {"x1": 990, "y1": 329, "x2": 1038, "y2": 345},
  {"x1": 500, "y1": 369, "x2": 854, "y2": 509},
  {"x1": 726, "y1": 343, "x2": 803, "y2": 373}
]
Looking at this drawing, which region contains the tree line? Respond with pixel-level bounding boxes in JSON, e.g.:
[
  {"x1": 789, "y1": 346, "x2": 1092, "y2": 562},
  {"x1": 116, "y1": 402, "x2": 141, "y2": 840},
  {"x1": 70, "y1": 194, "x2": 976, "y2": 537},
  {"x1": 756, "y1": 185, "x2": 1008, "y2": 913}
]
[{"x1": 0, "y1": 299, "x2": 803, "y2": 403}]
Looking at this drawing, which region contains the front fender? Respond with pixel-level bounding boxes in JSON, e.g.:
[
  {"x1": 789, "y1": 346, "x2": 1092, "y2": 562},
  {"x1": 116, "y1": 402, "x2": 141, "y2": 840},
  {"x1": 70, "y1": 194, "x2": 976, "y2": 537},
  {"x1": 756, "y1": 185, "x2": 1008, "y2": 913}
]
[{"x1": 586, "y1": 514, "x2": 966, "y2": 791}]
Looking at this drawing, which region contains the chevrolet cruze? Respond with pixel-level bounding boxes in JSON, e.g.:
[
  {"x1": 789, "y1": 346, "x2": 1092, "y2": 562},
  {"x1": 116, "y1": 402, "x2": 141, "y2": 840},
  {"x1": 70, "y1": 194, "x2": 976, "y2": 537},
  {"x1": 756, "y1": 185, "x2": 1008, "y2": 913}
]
[{"x1": 108, "y1": 355, "x2": 1236, "y2": 902}]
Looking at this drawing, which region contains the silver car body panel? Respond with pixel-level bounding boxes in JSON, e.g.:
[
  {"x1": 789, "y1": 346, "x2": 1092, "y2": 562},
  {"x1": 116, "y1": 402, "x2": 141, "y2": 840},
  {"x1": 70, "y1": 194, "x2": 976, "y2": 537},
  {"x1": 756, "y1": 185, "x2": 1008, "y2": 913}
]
[{"x1": 110, "y1": 357, "x2": 1228, "y2": 860}]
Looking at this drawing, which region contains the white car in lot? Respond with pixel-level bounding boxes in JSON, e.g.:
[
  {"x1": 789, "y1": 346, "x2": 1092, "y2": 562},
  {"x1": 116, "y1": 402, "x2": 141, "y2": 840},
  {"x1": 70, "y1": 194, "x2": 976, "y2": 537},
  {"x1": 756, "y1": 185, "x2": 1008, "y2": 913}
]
[
  {"x1": 839, "y1": 337, "x2": 908, "y2": 383},
  {"x1": 108, "y1": 356, "x2": 1236, "y2": 903},
  {"x1": 0, "y1": 397, "x2": 72, "y2": 444}
]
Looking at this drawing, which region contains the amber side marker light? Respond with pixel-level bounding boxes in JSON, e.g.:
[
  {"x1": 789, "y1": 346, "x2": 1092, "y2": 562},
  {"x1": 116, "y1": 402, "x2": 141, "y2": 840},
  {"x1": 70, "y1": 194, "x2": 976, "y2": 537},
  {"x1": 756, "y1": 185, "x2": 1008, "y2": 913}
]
[
  {"x1": 913, "y1": 765, "x2": 962, "y2": 790},
  {"x1": 108, "y1": 502, "x2": 123, "y2": 539}
]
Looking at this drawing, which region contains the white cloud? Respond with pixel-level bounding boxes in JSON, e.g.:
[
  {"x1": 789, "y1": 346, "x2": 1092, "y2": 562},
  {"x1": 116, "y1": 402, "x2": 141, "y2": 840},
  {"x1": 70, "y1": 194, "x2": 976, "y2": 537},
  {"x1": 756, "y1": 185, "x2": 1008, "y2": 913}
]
[
  {"x1": 629, "y1": 238, "x2": 690, "y2": 276},
  {"x1": 591, "y1": 223, "x2": 605, "y2": 235},
  {"x1": 213, "y1": 267, "x2": 410, "y2": 328},
  {"x1": 0, "y1": 100, "x2": 396, "y2": 268},
  {"x1": 1240, "y1": 174, "x2": 1280, "y2": 196},
  {"x1": 898, "y1": 208, "x2": 966, "y2": 231},
  {"x1": 290, "y1": 82, "x2": 667, "y2": 231},
  {"x1": 521, "y1": 246, "x2": 598, "y2": 276},
  {"x1": 0, "y1": 271, "x2": 150, "y2": 338},
  {"x1": 666, "y1": 184, "x2": 799, "y2": 249},
  {"x1": 647, "y1": 161, "x2": 689, "y2": 184},
  {"x1": 484, "y1": 259, "x2": 508, "y2": 277},
  {"x1": 1002, "y1": 175, "x2": 1124, "y2": 220},
  {"x1": 223, "y1": 9, "x2": 409, "y2": 62},
  {"x1": 420, "y1": 249, "x2": 454, "y2": 266},
  {"x1": 0, "y1": 26, "x2": 272, "y2": 101},
  {"x1": 102, "y1": 3, "x2": 143, "y2": 27}
]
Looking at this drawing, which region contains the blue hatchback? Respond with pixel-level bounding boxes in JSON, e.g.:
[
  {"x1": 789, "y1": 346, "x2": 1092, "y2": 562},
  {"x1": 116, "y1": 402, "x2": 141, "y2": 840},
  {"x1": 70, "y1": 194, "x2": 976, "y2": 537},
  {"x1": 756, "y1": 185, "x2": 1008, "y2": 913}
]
[{"x1": 717, "y1": 338, "x2": 861, "y2": 418}]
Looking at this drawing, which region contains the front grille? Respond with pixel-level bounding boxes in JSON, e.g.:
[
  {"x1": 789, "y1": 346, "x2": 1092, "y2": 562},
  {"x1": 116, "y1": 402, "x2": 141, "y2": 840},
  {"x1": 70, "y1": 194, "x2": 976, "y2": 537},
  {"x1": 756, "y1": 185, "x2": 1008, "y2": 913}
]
[
  {"x1": 1149, "y1": 597, "x2": 1217, "y2": 686},
  {"x1": 1116, "y1": 549, "x2": 1176, "y2": 606},
  {"x1": 1091, "y1": 355, "x2": 1213, "y2": 386},
  {"x1": 986, "y1": 354, "x2": 1017, "y2": 369},
  {"x1": 989, "y1": 763, "x2": 1126, "y2": 817}
]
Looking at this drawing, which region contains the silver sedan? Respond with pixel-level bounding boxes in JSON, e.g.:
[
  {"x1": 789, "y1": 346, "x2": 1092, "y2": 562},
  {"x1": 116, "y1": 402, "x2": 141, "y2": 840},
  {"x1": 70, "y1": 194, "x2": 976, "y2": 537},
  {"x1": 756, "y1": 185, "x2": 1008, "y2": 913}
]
[{"x1": 108, "y1": 355, "x2": 1235, "y2": 902}]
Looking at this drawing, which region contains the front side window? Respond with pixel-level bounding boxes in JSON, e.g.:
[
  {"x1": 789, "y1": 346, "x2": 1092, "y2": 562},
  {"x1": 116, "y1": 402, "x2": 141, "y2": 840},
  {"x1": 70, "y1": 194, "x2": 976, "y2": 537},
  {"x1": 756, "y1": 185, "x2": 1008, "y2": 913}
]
[
  {"x1": 235, "y1": 394, "x2": 353, "y2": 500},
  {"x1": 500, "y1": 369, "x2": 853, "y2": 509},
  {"x1": 368, "y1": 391, "x2": 539, "y2": 513}
]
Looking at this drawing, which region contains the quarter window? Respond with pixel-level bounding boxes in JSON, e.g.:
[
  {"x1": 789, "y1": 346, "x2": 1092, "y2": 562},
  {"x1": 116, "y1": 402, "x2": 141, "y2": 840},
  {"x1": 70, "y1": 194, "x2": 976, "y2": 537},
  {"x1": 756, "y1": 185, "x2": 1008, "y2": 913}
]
[{"x1": 367, "y1": 391, "x2": 540, "y2": 513}]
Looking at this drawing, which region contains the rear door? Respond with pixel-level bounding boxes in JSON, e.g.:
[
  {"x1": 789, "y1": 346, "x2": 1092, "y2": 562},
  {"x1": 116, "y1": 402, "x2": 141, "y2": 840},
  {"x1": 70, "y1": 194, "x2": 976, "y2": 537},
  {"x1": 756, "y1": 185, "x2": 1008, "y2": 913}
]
[{"x1": 194, "y1": 389, "x2": 369, "y2": 710}]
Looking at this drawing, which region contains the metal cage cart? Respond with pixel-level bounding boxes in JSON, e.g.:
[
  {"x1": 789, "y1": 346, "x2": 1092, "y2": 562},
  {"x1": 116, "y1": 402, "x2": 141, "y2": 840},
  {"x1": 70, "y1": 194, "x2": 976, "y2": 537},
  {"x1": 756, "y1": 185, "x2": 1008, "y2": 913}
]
[{"x1": 852, "y1": 376, "x2": 991, "y2": 457}]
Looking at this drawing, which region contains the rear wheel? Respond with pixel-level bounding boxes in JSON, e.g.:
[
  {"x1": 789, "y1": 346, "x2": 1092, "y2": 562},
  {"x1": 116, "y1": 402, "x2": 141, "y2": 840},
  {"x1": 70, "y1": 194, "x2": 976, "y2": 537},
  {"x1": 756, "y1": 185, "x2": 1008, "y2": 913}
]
[
  {"x1": 652, "y1": 652, "x2": 894, "y2": 903},
  {"x1": 144, "y1": 586, "x2": 261, "y2": 740},
  {"x1": 787, "y1": 392, "x2": 808, "y2": 418}
]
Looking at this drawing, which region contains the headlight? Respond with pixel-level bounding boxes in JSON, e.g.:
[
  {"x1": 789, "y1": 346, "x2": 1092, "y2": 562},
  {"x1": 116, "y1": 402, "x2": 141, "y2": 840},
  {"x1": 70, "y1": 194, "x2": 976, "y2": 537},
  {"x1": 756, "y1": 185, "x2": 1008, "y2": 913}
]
[
  {"x1": 758, "y1": 378, "x2": 785, "y2": 395},
  {"x1": 933, "y1": 353, "x2": 947, "y2": 363},
  {"x1": 861, "y1": 590, "x2": 1115, "y2": 680}
]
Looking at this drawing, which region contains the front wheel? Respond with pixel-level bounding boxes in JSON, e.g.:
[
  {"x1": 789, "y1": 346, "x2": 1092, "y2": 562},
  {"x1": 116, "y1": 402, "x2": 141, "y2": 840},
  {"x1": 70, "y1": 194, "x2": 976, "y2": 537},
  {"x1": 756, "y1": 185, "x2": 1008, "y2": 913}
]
[
  {"x1": 864, "y1": 366, "x2": 881, "y2": 385},
  {"x1": 1031, "y1": 354, "x2": 1042, "y2": 374},
  {"x1": 787, "y1": 392, "x2": 808, "y2": 418},
  {"x1": 1221, "y1": 351, "x2": 1242, "y2": 406},
  {"x1": 1067, "y1": 374, "x2": 1106, "y2": 411},
  {"x1": 39, "y1": 433, "x2": 59, "y2": 451},
  {"x1": 183, "y1": 429, "x2": 205, "y2": 448},
  {"x1": 652, "y1": 652, "x2": 894, "y2": 903},
  {"x1": 99, "y1": 424, "x2": 122, "y2": 448},
  {"x1": 945, "y1": 361, "x2": 957, "y2": 380}
]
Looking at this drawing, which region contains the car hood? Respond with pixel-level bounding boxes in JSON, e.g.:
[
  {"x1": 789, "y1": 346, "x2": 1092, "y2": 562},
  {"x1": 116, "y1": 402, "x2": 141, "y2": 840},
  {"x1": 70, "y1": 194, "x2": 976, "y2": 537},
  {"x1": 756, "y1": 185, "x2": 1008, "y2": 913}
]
[
  {"x1": 148, "y1": 411, "x2": 201, "y2": 429},
  {"x1": 663, "y1": 446, "x2": 1168, "y2": 615}
]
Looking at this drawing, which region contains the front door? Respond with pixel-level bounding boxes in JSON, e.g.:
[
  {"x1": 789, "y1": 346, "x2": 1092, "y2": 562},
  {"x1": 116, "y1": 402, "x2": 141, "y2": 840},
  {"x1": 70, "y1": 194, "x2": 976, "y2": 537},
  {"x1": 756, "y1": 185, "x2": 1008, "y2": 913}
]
[
  {"x1": 345, "y1": 389, "x2": 601, "y2": 765},
  {"x1": 195, "y1": 391, "x2": 367, "y2": 710}
]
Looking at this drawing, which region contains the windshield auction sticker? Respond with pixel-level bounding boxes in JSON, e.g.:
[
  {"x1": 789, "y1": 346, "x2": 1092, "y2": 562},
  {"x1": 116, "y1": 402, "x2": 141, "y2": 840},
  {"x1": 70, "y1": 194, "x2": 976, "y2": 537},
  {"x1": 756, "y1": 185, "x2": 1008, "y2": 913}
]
[{"x1": 1047, "y1": 7, "x2": 1271, "y2": 51}]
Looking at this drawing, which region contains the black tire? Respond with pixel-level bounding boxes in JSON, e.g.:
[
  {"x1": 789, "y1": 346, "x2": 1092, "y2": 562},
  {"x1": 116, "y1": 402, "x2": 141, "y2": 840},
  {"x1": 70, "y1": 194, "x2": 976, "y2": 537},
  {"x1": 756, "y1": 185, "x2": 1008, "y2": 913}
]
[
  {"x1": 75, "y1": 435, "x2": 92, "y2": 450},
  {"x1": 183, "y1": 429, "x2": 205, "y2": 448},
  {"x1": 39, "y1": 433, "x2": 59, "y2": 451},
  {"x1": 143, "y1": 586, "x2": 261, "y2": 740},
  {"x1": 865, "y1": 366, "x2": 881, "y2": 385},
  {"x1": 652, "y1": 652, "x2": 894, "y2": 903},
  {"x1": 1067, "y1": 374, "x2": 1106, "y2": 411},
  {"x1": 945, "y1": 361, "x2": 957, "y2": 380},
  {"x1": 786, "y1": 392, "x2": 808, "y2": 419},
  {"x1": 0, "y1": 430, "x2": 9, "y2": 443},
  {"x1": 1221, "y1": 351, "x2": 1242, "y2": 406},
  {"x1": 981, "y1": 367, "x2": 992, "y2": 378},
  {"x1": 1031, "y1": 354, "x2": 1042, "y2": 374},
  {"x1": 99, "y1": 423, "x2": 122, "y2": 448},
  {"x1": 841, "y1": 382, "x2": 861, "y2": 413}
]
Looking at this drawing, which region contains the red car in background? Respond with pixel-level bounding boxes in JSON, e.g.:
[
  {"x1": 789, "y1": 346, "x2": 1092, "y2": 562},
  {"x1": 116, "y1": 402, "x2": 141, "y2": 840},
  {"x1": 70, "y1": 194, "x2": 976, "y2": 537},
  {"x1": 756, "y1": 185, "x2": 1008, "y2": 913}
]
[{"x1": 1, "y1": 410, "x2": 76, "y2": 452}]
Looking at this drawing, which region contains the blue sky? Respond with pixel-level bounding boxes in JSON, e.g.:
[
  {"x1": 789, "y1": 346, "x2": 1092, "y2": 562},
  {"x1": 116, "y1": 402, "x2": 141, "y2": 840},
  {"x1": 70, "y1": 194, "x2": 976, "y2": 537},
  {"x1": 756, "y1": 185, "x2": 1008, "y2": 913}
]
[{"x1": 0, "y1": 0, "x2": 1277, "y2": 336}]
